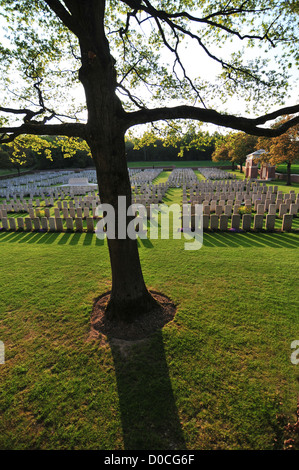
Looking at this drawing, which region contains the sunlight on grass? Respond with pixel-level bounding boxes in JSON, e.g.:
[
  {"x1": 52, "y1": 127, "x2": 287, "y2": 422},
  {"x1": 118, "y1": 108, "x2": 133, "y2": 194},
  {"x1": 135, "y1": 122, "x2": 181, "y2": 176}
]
[
  {"x1": 0, "y1": 168, "x2": 298, "y2": 450},
  {"x1": 0, "y1": 223, "x2": 298, "y2": 450}
]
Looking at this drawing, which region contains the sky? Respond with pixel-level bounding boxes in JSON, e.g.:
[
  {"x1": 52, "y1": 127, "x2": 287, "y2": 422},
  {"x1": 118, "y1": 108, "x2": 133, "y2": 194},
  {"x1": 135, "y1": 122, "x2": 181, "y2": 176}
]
[{"x1": 0, "y1": 3, "x2": 298, "y2": 137}]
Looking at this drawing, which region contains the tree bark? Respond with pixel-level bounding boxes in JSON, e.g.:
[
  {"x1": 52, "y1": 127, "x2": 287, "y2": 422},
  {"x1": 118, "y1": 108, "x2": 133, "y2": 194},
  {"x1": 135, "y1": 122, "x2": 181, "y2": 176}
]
[
  {"x1": 89, "y1": 137, "x2": 157, "y2": 321},
  {"x1": 287, "y1": 160, "x2": 292, "y2": 186},
  {"x1": 75, "y1": 3, "x2": 156, "y2": 320}
]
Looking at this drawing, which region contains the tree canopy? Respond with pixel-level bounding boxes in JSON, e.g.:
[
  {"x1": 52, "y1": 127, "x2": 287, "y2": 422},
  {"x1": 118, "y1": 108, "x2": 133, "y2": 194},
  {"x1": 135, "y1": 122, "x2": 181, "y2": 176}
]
[
  {"x1": 0, "y1": 0, "x2": 298, "y2": 143},
  {"x1": 212, "y1": 131, "x2": 258, "y2": 170},
  {"x1": 257, "y1": 115, "x2": 299, "y2": 184}
]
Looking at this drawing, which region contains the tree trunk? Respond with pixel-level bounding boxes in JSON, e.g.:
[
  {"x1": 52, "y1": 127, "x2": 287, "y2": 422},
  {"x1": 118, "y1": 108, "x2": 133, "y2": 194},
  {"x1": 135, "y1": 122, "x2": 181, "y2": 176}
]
[
  {"x1": 74, "y1": 1, "x2": 157, "y2": 321},
  {"x1": 90, "y1": 137, "x2": 157, "y2": 322},
  {"x1": 287, "y1": 160, "x2": 292, "y2": 186}
]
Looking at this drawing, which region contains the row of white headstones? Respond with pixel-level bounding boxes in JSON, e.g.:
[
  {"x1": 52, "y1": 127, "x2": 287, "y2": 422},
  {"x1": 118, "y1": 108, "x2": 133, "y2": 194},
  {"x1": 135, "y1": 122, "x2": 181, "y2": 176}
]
[{"x1": 0, "y1": 169, "x2": 298, "y2": 233}]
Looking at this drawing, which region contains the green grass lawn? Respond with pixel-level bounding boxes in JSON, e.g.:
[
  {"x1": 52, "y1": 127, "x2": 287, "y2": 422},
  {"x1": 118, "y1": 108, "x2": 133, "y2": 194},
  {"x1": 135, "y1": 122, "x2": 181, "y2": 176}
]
[
  {"x1": 0, "y1": 168, "x2": 31, "y2": 177},
  {"x1": 0, "y1": 180, "x2": 299, "y2": 450},
  {"x1": 276, "y1": 162, "x2": 299, "y2": 175},
  {"x1": 0, "y1": 229, "x2": 298, "y2": 450},
  {"x1": 0, "y1": 169, "x2": 298, "y2": 451}
]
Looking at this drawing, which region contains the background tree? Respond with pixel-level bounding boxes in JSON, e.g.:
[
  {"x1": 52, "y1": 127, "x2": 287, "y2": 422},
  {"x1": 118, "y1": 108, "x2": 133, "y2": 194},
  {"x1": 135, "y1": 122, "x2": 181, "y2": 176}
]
[
  {"x1": 212, "y1": 132, "x2": 258, "y2": 172},
  {"x1": 229, "y1": 133, "x2": 259, "y2": 173},
  {"x1": 2, "y1": 134, "x2": 53, "y2": 175},
  {"x1": 0, "y1": 0, "x2": 298, "y2": 321},
  {"x1": 257, "y1": 116, "x2": 299, "y2": 185},
  {"x1": 129, "y1": 123, "x2": 215, "y2": 161},
  {"x1": 212, "y1": 134, "x2": 236, "y2": 170},
  {"x1": 0, "y1": 148, "x2": 13, "y2": 172}
]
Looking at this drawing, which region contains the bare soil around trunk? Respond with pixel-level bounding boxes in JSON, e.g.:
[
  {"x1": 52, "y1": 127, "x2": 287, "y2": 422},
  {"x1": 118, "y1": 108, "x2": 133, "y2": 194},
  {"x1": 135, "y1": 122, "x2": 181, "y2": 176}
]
[{"x1": 89, "y1": 290, "x2": 176, "y2": 341}]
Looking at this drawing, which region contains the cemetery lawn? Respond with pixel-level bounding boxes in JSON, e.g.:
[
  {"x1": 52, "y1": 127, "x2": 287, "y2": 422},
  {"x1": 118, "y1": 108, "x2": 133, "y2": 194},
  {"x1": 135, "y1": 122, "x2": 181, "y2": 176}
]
[
  {"x1": 0, "y1": 168, "x2": 30, "y2": 177},
  {"x1": 0, "y1": 226, "x2": 299, "y2": 450},
  {"x1": 276, "y1": 162, "x2": 299, "y2": 175}
]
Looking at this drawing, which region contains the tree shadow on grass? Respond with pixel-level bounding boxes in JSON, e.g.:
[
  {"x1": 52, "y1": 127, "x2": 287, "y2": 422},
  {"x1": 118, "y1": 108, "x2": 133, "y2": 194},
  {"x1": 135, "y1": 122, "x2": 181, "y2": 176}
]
[
  {"x1": 0, "y1": 230, "x2": 104, "y2": 246},
  {"x1": 0, "y1": 230, "x2": 29, "y2": 243},
  {"x1": 138, "y1": 237, "x2": 154, "y2": 249},
  {"x1": 0, "y1": 229, "x2": 297, "y2": 249},
  {"x1": 108, "y1": 331, "x2": 186, "y2": 450},
  {"x1": 203, "y1": 231, "x2": 299, "y2": 249}
]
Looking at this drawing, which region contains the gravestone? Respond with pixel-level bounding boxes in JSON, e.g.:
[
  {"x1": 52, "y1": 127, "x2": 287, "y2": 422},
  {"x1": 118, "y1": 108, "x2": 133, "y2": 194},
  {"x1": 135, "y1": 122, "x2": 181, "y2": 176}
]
[
  {"x1": 215, "y1": 205, "x2": 223, "y2": 216},
  {"x1": 202, "y1": 214, "x2": 209, "y2": 230},
  {"x1": 1, "y1": 218, "x2": 8, "y2": 230},
  {"x1": 9, "y1": 218, "x2": 16, "y2": 230},
  {"x1": 224, "y1": 205, "x2": 232, "y2": 216},
  {"x1": 204, "y1": 205, "x2": 210, "y2": 215},
  {"x1": 17, "y1": 217, "x2": 24, "y2": 230},
  {"x1": 253, "y1": 214, "x2": 264, "y2": 231},
  {"x1": 24, "y1": 218, "x2": 32, "y2": 231},
  {"x1": 66, "y1": 217, "x2": 74, "y2": 231},
  {"x1": 256, "y1": 204, "x2": 264, "y2": 215},
  {"x1": 41, "y1": 217, "x2": 48, "y2": 231},
  {"x1": 86, "y1": 217, "x2": 94, "y2": 232},
  {"x1": 231, "y1": 214, "x2": 240, "y2": 230},
  {"x1": 210, "y1": 214, "x2": 219, "y2": 230},
  {"x1": 268, "y1": 204, "x2": 277, "y2": 215},
  {"x1": 290, "y1": 204, "x2": 298, "y2": 216},
  {"x1": 242, "y1": 214, "x2": 251, "y2": 231},
  {"x1": 282, "y1": 214, "x2": 292, "y2": 232},
  {"x1": 69, "y1": 208, "x2": 76, "y2": 218},
  {"x1": 33, "y1": 217, "x2": 41, "y2": 231},
  {"x1": 62, "y1": 208, "x2": 68, "y2": 219},
  {"x1": 49, "y1": 217, "x2": 56, "y2": 232},
  {"x1": 264, "y1": 199, "x2": 271, "y2": 211},
  {"x1": 75, "y1": 217, "x2": 83, "y2": 232},
  {"x1": 265, "y1": 214, "x2": 276, "y2": 231},
  {"x1": 279, "y1": 204, "x2": 288, "y2": 218},
  {"x1": 219, "y1": 214, "x2": 228, "y2": 231},
  {"x1": 210, "y1": 201, "x2": 216, "y2": 212},
  {"x1": 55, "y1": 217, "x2": 64, "y2": 232}
]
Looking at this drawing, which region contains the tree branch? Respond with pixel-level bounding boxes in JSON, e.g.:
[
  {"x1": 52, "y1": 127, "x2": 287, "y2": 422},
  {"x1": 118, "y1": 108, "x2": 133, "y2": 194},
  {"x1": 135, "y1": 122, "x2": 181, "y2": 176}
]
[
  {"x1": 117, "y1": 83, "x2": 146, "y2": 109},
  {"x1": 126, "y1": 104, "x2": 299, "y2": 137},
  {"x1": 0, "y1": 106, "x2": 44, "y2": 123},
  {"x1": 0, "y1": 122, "x2": 86, "y2": 143},
  {"x1": 43, "y1": 0, "x2": 81, "y2": 37},
  {"x1": 123, "y1": 0, "x2": 286, "y2": 85}
]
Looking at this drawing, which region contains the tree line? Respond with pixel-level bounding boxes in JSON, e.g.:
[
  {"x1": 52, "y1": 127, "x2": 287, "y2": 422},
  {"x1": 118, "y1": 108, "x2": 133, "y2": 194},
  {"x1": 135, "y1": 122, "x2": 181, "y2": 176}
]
[
  {"x1": 1, "y1": 118, "x2": 298, "y2": 186},
  {"x1": 0, "y1": 130, "x2": 220, "y2": 173}
]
